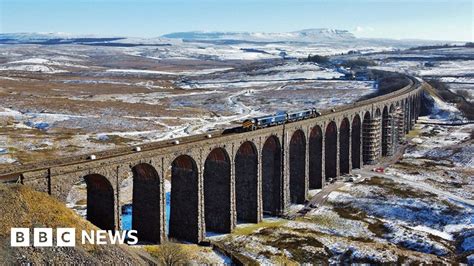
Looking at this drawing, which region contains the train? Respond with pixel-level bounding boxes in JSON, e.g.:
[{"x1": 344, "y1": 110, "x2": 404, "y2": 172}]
[{"x1": 242, "y1": 108, "x2": 322, "y2": 131}]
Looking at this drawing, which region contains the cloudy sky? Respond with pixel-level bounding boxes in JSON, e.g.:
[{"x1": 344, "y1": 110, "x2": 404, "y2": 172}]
[{"x1": 1, "y1": 0, "x2": 472, "y2": 41}]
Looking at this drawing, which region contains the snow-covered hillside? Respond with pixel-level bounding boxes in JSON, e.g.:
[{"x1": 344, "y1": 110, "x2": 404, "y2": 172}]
[
  {"x1": 0, "y1": 29, "x2": 445, "y2": 60},
  {"x1": 162, "y1": 28, "x2": 356, "y2": 42}
]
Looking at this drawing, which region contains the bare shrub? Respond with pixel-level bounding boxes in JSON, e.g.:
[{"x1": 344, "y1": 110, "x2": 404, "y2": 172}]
[{"x1": 146, "y1": 241, "x2": 191, "y2": 265}]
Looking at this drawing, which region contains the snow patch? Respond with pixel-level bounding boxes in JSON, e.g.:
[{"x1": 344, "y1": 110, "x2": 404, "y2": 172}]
[
  {"x1": 409, "y1": 225, "x2": 453, "y2": 241},
  {"x1": 106, "y1": 67, "x2": 232, "y2": 76},
  {"x1": 0, "y1": 64, "x2": 67, "y2": 73}
]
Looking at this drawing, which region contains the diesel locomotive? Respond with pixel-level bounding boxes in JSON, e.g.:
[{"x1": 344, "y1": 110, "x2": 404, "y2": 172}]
[{"x1": 242, "y1": 108, "x2": 321, "y2": 131}]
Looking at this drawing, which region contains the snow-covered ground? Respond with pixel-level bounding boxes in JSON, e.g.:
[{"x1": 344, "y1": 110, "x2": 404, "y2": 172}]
[
  {"x1": 417, "y1": 60, "x2": 474, "y2": 77},
  {"x1": 215, "y1": 156, "x2": 472, "y2": 263},
  {"x1": 365, "y1": 46, "x2": 474, "y2": 104},
  {"x1": 106, "y1": 67, "x2": 233, "y2": 76},
  {"x1": 0, "y1": 56, "x2": 90, "y2": 73},
  {"x1": 330, "y1": 181, "x2": 472, "y2": 255},
  {"x1": 177, "y1": 62, "x2": 344, "y2": 89},
  {"x1": 0, "y1": 64, "x2": 67, "y2": 73},
  {"x1": 375, "y1": 91, "x2": 472, "y2": 205}
]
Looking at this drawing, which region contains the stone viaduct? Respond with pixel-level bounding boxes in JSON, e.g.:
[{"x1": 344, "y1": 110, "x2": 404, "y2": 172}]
[{"x1": 0, "y1": 78, "x2": 424, "y2": 244}]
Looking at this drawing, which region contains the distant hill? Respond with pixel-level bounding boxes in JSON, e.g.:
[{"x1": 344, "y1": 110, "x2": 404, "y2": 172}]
[
  {"x1": 162, "y1": 28, "x2": 356, "y2": 43},
  {"x1": 0, "y1": 33, "x2": 175, "y2": 47},
  {"x1": 1, "y1": 29, "x2": 356, "y2": 46},
  {"x1": 0, "y1": 29, "x2": 448, "y2": 48}
]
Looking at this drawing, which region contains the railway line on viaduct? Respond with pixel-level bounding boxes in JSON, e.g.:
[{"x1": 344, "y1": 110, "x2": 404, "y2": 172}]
[{"x1": 0, "y1": 76, "x2": 424, "y2": 244}]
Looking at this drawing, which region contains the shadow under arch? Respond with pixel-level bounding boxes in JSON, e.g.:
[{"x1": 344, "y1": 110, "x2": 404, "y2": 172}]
[
  {"x1": 169, "y1": 155, "x2": 200, "y2": 243},
  {"x1": 309, "y1": 125, "x2": 323, "y2": 189},
  {"x1": 84, "y1": 174, "x2": 115, "y2": 230},
  {"x1": 381, "y1": 106, "x2": 391, "y2": 156},
  {"x1": 131, "y1": 163, "x2": 162, "y2": 243},
  {"x1": 325, "y1": 121, "x2": 337, "y2": 179},
  {"x1": 262, "y1": 135, "x2": 282, "y2": 215},
  {"x1": 289, "y1": 130, "x2": 306, "y2": 204},
  {"x1": 235, "y1": 141, "x2": 259, "y2": 223},
  {"x1": 204, "y1": 148, "x2": 232, "y2": 233},
  {"x1": 362, "y1": 111, "x2": 372, "y2": 165},
  {"x1": 351, "y1": 114, "x2": 361, "y2": 169},
  {"x1": 339, "y1": 118, "x2": 350, "y2": 175}
]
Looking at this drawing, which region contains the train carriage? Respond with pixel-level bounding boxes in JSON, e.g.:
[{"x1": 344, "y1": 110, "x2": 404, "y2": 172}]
[{"x1": 242, "y1": 108, "x2": 320, "y2": 131}]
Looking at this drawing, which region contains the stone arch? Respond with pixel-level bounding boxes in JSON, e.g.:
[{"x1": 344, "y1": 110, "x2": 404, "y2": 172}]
[
  {"x1": 413, "y1": 95, "x2": 418, "y2": 120},
  {"x1": 339, "y1": 118, "x2": 350, "y2": 175},
  {"x1": 289, "y1": 130, "x2": 306, "y2": 204},
  {"x1": 407, "y1": 97, "x2": 412, "y2": 130},
  {"x1": 204, "y1": 148, "x2": 232, "y2": 233},
  {"x1": 309, "y1": 125, "x2": 323, "y2": 189},
  {"x1": 351, "y1": 114, "x2": 361, "y2": 169},
  {"x1": 416, "y1": 94, "x2": 421, "y2": 119},
  {"x1": 381, "y1": 106, "x2": 391, "y2": 157},
  {"x1": 389, "y1": 104, "x2": 397, "y2": 151},
  {"x1": 404, "y1": 99, "x2": 410, "y2": 133},
  {"x1": 325, "y1": 121, "x2": 337, "y2": 179},
  {"x1": 375, "y1": 107, "x2": 381, "y2": 118},
  {"x1": 390, "y1": 104, "x2": 396, "y2": 113},
  {"x1": 235, "y1": 141, "x2": 259, "y2": 223},
  {"x1": 169, "y1": 155, "x2": 200, "y2": 243},
  {"x1": 84, "y1": 174, "x2": 115, "y2": 230},
  {"x1": 131, "y1": 163, "x2": 162, "y2": 243},
  {"x1": 362, "y1": 111, "x2": 372, "y2": 165},
  {"x1": 262, "y1": 135, "x2": 282, "y2": 215}
]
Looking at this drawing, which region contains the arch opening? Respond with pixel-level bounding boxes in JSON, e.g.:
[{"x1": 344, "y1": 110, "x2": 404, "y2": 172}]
[
  {"x1": 405, "y1": 100, "x2": 410, "y2": 133},
  {"x1": 325, "y1": 122, "x2": 337, "y2": 179},
  {"x1": 84, "y1": 174, "x2": 115, "y2": 230},
  {"x1": 362, "y1": 111, "x2": 371, "y2": 165},
  {"x1": 290, "y1": 130, "x2": 306, "y2": 204},
  {"x1": 235, "y1": 141, "x2": 259, "y2": 223},
  {"x1": 389, "y1": 105, "x2": 397, "y2": 151},
  {"x1": 381, "y1": 106, "x2": 391, "y2": 156},
  {"x1": 339, "y1": 118, "x2": 350, "y2": 175},
  {"x1": 132, "y1": 163, "x2": 162, "y2": 243},
  {"x1": 262, "y1": 136, "x2": 282, "y2": 215},
  {"x1": 309, "y1": 126, "x2": 323, "y2": 189},
  {"x1": 351, "y1": 115, "x2": 361, "y2": 169},
  {"x1": 169, "y1": 155, "x2": 200, "y2": 243},
  {"x1": 204, "y1": 148, "x2": 232, "y2": 233}
]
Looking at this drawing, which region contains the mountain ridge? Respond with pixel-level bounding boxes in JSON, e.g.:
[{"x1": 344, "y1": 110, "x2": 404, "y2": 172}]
[
  {"x1": 162, "y1": 28, "x2": 356, "y2": 42},
  {"x1": 0, "y1": 29, "x2": 449, "y2": 47}
]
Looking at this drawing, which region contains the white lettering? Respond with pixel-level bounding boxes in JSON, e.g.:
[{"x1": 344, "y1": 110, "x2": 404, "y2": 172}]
[
  {"x1": 57, "y1": 228, "x2": 75, "y2": 247},
  {"x1": 33, "y1": 228, "x2": 53, "y2": 247},
  {"x1": 95, "y1": 230, "x2": 108, "y2": 245},
  {"x1": 11, "y1": 228, "x2": 30, "y2": 247},
  {"x1": 126, "y1": 230, "x2": 138, "y2": 245},
  {"x1": 11, "y1": 228, "x2": 141, "y2": 247},
  {"x1": 108, "y1": 230, "x2": 127, "y2": 244},
  {"x1": 81, "y1": 230, "x2": 95, "y2": 244}
]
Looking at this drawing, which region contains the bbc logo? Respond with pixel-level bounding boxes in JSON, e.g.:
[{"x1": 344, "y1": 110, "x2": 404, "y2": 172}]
[{"x1": 11, "y1": 228, "x2": 75, "y2": 247}]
